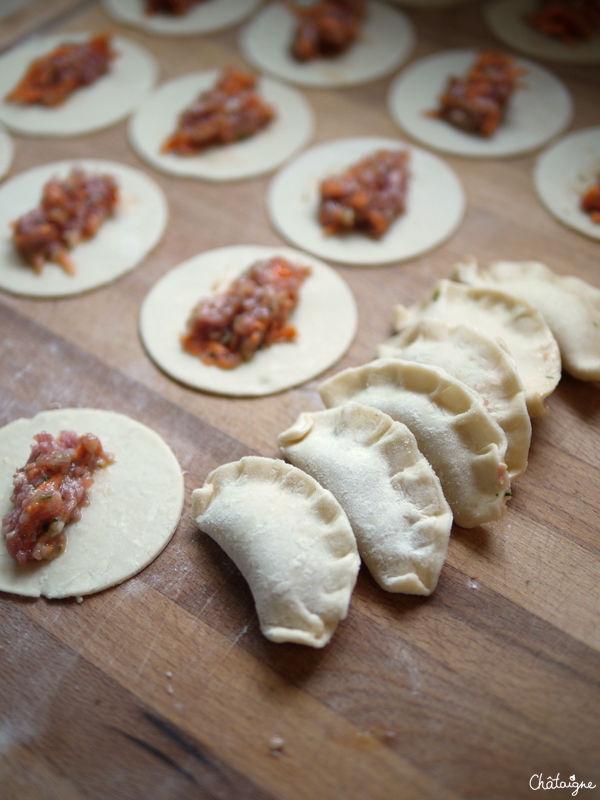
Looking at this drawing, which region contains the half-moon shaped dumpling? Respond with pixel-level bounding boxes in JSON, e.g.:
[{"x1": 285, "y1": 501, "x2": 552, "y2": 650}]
[
  {"x1": 278, "y1": 402, "x2": 453, "y2": 596},
  {"x1": 453, "y1": 258, "x2": 600, "y2": 382},
  {"x1": 393, "y1": 279, "x2": 561, "y2": 418},
  {"x1": 191, "y1": 456, "x2": 360, "y2": 648},
  {"x1": 378, "y1": 318, "x2": 531, "y2": 481},
  {"x1": 318, "y1": 359, "x2": 511, "y2": 529}
]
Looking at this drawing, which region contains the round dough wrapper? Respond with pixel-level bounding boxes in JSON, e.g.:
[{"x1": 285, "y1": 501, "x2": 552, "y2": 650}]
[
  {"x1": 0, "y1": 159, "x2": 168, "y2": 299},
  {"x1": 0, "y1": 127, "x2": 13, "y2": 181},
  {"x1": 485, "y1": 0, "x2": 600, "y2": 64},
  {"x1": 103, "y1": 0, "x2": 263, "y2": 36},
  {"x1": 0, "y1": 34, "x2": 158, "y2": 137},
  {"x1": 387, "y1": 48, "x2": 572, "y2": 159},
  {"x1": 267, "y1": 136, "x2": 465, "y2": 267},
  {"x1": 0, "y1": 408, "x2": 184, "y2": 599},
  {"x1": 534, "y1": 127, "x2": 600, "y2": 241},
  {"x1": 239, "y1": 0, "x2": 415, "y2": 88},
  {"x1": 139, "y1": 244, "x2": 358, "y2": 396},
  {"x1": 128, "y1": 71, "x2": 314, "y2": 181}
]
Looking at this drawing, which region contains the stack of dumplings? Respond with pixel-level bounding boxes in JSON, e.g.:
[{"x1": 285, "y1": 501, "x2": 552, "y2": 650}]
[{"x1": 192, "y1": 258, "x2": 600, "y2": 649}]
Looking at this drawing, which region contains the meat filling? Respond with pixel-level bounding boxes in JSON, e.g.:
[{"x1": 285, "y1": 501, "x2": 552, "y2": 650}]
[
  {"x1": 289, "y1": 0, "x2": 366, "y2": 61},
  {"x1": 181, "y1": 257, "x2": 311, "y2": 369},
  {"x1": 319, "y1": 149, "x2": 409, "y2": 238},
  {"x1": 12, "y1": 168, "x2": 119, "y2": 275},
  {"x1": 2, "y1": 431, "x2": 114, "y2": 565},
  {"x1": 145, "y1": 0, "x2": 206, "y2": 13},
  {"x1": 526, "y1": 0, "x2": 600, "y2": 44},
  {"x1": 6, "y1": 33, "x2": 116, "y2": 108},
  {"x1": 161, "y1": 66, "x2": 275, "y2": 155},
  {"x1": 429, "y1": 51, "x2": 525, "y2": 138},
  {"x1": 581, "y1": 174, "x2": 600, "y2": 223}
]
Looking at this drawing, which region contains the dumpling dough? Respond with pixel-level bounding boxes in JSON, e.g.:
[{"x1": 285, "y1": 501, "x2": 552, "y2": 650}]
[
  {"x1": 191, "y1": 456, "x2": 360, "y2": 648},
  {"x1": 378, "y1": 319, "x2": 531, "y2": 481},
  {"x1": 278, "y1": 402, "x2": 453, "y2": 595},
  {"x1": 453, "y1": 258, "x2": 600, "y2": 382},
  {"x1": 0, "y1": 408, "x2": 184, "y2": 599},
  {"x1": 394, "y1": 279, "x2": 561, "y2": 417},
  {"x1": 319, "y1": 359, "x2": 511, "y2": 529}
]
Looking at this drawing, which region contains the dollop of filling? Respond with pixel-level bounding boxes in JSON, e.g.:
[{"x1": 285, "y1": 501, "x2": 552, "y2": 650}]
[
  {"x1": 12, "y1": 167, "x2": 119, "y2": 275},
  {"x1": 2, "y1": 430, "x2": 114, "y2": 566},
  {"x1": 319, "y1": 149, "x2": 409, "y2": 238},
  {"x1": 145, "y1": 0, "x2": 206, "y2": 14},
  {"x1": 6, "y1": 32, "x2": 116, "y2": 107},
  {"x1": 581, "y1": 174, "x2": 600, "y2": 223},
  {"x1": 526, "y1": 0, "x2": 600, "y2": 44},
  {"x1": 429, "y1": 51, "x2": 525, "y2": 138},
  {"x1": 181, "y1": 256, "x2": 311, "y2": 369},
  {"x1": 161, "y1": 66, "x2": 275, "y2": 155},
  {"x1": 289, "y1": 0, "x2": 366, "y2": 62}
]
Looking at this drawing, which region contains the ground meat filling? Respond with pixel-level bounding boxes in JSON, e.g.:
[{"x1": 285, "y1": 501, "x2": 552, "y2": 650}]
[
  {"x1": 145, "y1": 0, "x2": 205, "y2": 13},
  {"x1": 2, "y1": 431, "x2": 114, "y2": 566},
  {"x1": 429, "y1": 51, "x2": 525, "y2": 138},
  {"x1": 181, "y1": 257, "x2": 311, "y2": 369},
  {"x1": 12, "y1": 168, "x2": 119, "y2": 275},
  {"x1": 161, "y1": 66, "x2": 275, "y2": 155},
  {"x1": 526, "y1": 0, "x2": 600, "y2": 44},
  {"x1": 6, "y1": 32, "x2": 116, "y2": 108},
  {"x1": 289, "y1": 0, "x2": 366, "y2": 61},
  {"x1": 581, "y1": 175, "x2": 600, "y2": 223},
  {"x1": 319, "y1": 149, "x2": 409, "y2": 238}
]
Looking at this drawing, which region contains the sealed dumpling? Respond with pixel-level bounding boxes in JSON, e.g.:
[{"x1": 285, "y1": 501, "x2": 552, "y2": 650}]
[
  {"x1": 453, "y1": 258, "x2": 600, "y2": 382},
  {"x1": 318, "y1": 359, "x2": 511, "y2": 529},
  {"x1": 191, "y1": 456, "x2": 360, "y2": 648},
  {"x1": 278, "y1": 402, "x2": 453, "y2": 596},
  {"x1": 393, "y1": 279, "x2": 561, "y2": 417},
  {"x1": 378, "y1": 318, "x2": 531, "y2": 481}
]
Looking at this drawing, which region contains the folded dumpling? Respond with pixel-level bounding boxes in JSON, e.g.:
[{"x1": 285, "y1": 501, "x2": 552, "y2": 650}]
[
  {"x1": 393, "y1": 279, "x2": 561, "y2": 417},
  {"x1": 378, "y1": 318, "x2": 531, "y2": 481},
  {"x1": 278, "y1": 402, "x2": 453, "y2": 595},
  {"x1": 453, "y1": 258, "x2": 600, "y2": 382},
  {"x1": 191, "y1": 456, "x2": 360, "y2": 648},
  {"x1": 318, "y1": 359, "x2": 511, "y2": 528}
]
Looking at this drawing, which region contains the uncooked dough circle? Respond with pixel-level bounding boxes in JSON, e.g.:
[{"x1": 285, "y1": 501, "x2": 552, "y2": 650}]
[
  {"x1": 128, "y1": 71, "x2": 314, "y2": 181},
  {"x1": 0, "y1": 408, "x2": 184, "y2": 599},
  {"x1": 0, "y1": 159, "x2": 168, "y2": 299},
  {"x1": 103, "y1": 0, "x2": 263, "y2": 36},
  {"x1": 139, "y1": 244, "x2": 358, "y2": 396},
  {"x1": 239, "y1": 0, "x2": 415, "y2": 88},
  {"x1": 0, "y1": 127, "x2": 13, "y2": 180},
  {"x1": 485, "y1": 0, "x2": 600, "y2": 64},
  {"x1": 0, "y1": 34, "x2": 158, "y2": 137},
  {"x1": 534, "y1": 127, "x2": 600, "y2": 241},
  {"x1": 387, "y1": 48, "x2": 572, "y2": 158},
  {"x1": 266, "y1": 136, "x2": 465, "y2": 267}
]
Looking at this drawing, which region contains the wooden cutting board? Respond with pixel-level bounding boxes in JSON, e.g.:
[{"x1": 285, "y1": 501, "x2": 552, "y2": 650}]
[{"x1": 0, "y1": 2, "x2": 599, "y2": 798}]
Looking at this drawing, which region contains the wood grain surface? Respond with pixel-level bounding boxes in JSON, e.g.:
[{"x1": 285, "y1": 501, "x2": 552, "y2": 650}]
[{"x1": 0, "y1": 1, "x2": 599, "y2": 799}]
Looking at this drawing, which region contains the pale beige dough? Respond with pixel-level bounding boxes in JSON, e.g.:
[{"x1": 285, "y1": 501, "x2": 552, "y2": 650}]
[
  {"x1": 239, "y1": 0, "x2": 415, "y2": 88},
  {"x1": 267, "y1": 136, "x2": 465, "y2": 267},
  {"x1": 0, "y1": 34, "x2": 157, "y2": 137},
  {"x1": 387, "y1": 48, "x2": 572, "y2": 158},
  {"x1": 128, "y1": 71, "x2": 314, "y2": 181},
  {"x1": 191, "y1": 456, "x2": 360, "y2": 648},
  {"x1": 139, "y1": 244, "x2": 358, "y2": 397},
  {"x1": 378, "y1": 319, "x2": 531, "y2": 481},
  {"x1": 533, "y1": 127, "x2": 600, "y2": 242},
  {"x1": 394, "y1": 280, "x2": 561, "y2": 417},
  {"x1": 103, "y1": 0, "x2": 262, "y2": 36},
  {"x1": 485, "y1": 0, "x2": 600, "y2": 63},
  {"x1": 278, "y1": 402, "x2": 453, "y2": 595},
  {"x1": 454, "y1": 258, "x2": 600, "y2": 382},
  {"x1": 318, "y1": 359, "x2": 511, "y2": 529},
  {"x1": 0, "y1": 159, "x2": 168, "y2": 299},
  {"x1": 0, "y1": 408, "x2": 184, "y2": 599}
]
